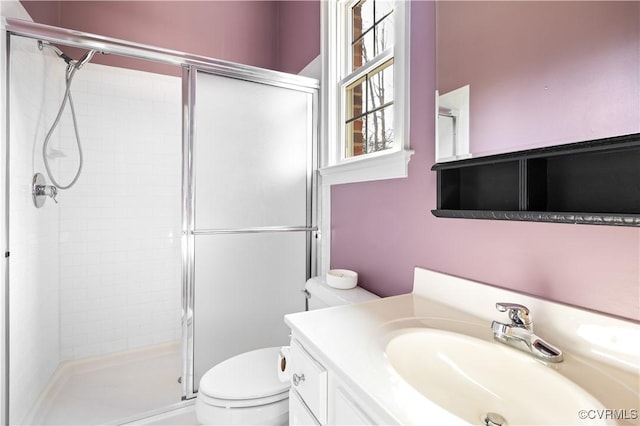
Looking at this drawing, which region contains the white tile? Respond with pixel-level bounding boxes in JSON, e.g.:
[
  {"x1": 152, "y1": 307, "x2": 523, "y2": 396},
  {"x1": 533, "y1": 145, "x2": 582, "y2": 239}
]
[{"x1": 13, "y1": 57, "x2": 183, "y2": 425}]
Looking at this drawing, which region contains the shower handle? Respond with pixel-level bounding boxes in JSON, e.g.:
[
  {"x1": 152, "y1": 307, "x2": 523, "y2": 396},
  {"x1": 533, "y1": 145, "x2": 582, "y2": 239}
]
[
  {"x1": 32, "y1": 173, "x2": 59, "y2": 207},
  {"x1": 38, "y1": 185, "x2": 58, "y2": 203}
]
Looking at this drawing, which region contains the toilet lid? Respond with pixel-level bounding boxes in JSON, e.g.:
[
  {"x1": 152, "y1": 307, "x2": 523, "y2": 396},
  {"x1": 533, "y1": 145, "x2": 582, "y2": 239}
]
[{"x1": 199, "y1": 347, "x2": 289, "y2": 400}]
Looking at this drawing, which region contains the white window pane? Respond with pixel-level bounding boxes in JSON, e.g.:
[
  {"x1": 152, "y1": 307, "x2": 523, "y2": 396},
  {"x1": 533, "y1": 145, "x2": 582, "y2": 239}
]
[
  {"x1": 375, "y1": 0, "x2": 394, "y2": 21},
  {"x1": 379, "y1": 105, "x2": 394, "y2": 150},
  {"x1": 346, "y1": 116, "x2": 366, "y2": 157},
  {"x1": 346, "y1": 76, "x2": 367, "y2": 120},
  {"x1": 352, "y1": 28, "x2": 376, "y2": 71},
  {"x1": 365, "y1": 105, "x2": 394, "y2": 153},
  {"x1": 375, "y1": 14, "x2": 394, "y2": 55},
  {"x1": 367, "y1": 62, "x2": 394, "y2": 110},
  {"x1": 353, "y1": 0, "x2": 375, "y2": 40}
]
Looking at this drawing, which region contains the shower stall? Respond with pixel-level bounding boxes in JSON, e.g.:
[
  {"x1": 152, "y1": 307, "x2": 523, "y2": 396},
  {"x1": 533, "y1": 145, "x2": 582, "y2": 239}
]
[{"x1": 2, "y1": 18, "x2": 318, "y2": 425}]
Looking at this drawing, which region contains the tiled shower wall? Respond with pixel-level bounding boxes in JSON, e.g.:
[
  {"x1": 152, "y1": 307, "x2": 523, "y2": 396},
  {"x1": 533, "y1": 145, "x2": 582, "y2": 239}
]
[
  {"x1": 9, "y1": 36, "x2": 62, "y2": 425},
  {"x1": 56, "y1": 63, "x2": 182, "y2": 360},
  {"x1": 9, "y1": 36, "x2": 183, "y2": 419}
]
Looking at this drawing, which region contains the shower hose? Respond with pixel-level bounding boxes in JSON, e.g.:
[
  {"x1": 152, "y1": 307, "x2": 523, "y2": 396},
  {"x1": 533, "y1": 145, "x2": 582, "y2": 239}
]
[{"x1": 42, "y1": 63, "x2": 84, "y2": 190}]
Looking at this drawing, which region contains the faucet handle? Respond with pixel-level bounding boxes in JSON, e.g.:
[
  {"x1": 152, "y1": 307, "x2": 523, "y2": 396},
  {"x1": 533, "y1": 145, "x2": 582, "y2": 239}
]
[
  {"x1": 50, "y1": 186, "x2": 59, "y2": 204},
  {"x1": 496, "y1": 303, "x2": 532, "y2": 328}
]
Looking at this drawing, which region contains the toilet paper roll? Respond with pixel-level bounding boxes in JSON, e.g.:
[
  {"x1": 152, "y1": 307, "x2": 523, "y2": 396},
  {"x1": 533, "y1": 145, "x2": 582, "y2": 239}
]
[{"x1": 278, "y1": 346, "x2": 291, "y2": 383}]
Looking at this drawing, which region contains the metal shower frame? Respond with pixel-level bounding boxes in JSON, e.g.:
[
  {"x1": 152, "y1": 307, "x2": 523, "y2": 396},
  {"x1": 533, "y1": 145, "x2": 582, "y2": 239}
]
[{"x1": 2, "y1": 17, "x2": 319, "y2": 423}]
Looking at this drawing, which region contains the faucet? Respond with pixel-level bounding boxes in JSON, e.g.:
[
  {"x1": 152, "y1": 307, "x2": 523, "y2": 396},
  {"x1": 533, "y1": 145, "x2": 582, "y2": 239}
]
[{"x1": 491, "y1": 303, "x2": 564, "y2": 363}]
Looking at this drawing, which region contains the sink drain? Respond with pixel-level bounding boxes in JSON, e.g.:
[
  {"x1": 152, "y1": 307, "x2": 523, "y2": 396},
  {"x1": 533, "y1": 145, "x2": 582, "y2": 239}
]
[{"x1": 483, "y1": 412, "x2": 507, "y2": 426}]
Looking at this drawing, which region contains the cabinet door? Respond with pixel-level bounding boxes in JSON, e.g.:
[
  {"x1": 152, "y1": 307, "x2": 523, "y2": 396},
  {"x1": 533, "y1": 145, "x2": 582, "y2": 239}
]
[
  {"x1": 290, "y1": 340, "x2": 328, "y2": 423},
  {"x1": 290, "y1": 389, "x2": 320, "y2": 425}
]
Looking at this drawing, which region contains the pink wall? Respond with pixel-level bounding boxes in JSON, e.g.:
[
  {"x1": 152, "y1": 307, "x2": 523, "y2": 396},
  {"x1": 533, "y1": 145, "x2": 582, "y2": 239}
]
[
  {"x1": 331, "y1": 1, "x2": 640, "y2": 321},
  {"x1": 18, "y1": 0, "x2": 58, "y2": 25},
  {"x1": 277, "y1": 1, "x2": 320, "y2": 74},
  {"x1": 437, "y1": 1, "x2": 640, "y2": 156}
]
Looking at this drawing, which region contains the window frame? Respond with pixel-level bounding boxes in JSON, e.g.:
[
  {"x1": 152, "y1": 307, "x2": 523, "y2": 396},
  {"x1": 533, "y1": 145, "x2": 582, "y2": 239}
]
[{"x1": 319, "y1": 0, "x2": 412, "y2": 186}]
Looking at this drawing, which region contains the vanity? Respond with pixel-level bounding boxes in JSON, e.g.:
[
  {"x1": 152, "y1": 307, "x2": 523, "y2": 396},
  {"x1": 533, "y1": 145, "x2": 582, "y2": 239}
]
[{"x1": 284, "y1": 268, "x2": 640, "y2": 425}]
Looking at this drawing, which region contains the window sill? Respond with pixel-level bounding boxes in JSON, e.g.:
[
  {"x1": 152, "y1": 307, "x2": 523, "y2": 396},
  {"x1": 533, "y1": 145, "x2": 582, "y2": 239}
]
[{"x1": 319, "y1": 149, "x2": 414, "y2": 185}]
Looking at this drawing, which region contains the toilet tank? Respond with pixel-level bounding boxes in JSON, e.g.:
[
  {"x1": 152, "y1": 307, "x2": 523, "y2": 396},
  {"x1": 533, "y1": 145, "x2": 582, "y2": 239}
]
[{"x1": 304, "y1": 277, "x2": 379, "y2": 310}]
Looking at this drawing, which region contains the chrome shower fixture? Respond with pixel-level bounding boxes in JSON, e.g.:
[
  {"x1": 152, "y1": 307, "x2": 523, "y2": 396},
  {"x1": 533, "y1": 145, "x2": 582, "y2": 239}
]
[
  {"x1": 32, "y1": 173, "x2": 58, "y2": 208},
  {"x1": 37, "y1": 40, "x2": 73, "y2": 64},
  {"x1": 38, "y1": 39, "x2": 100, "y2": 192},
  {"x1": 38, "y1": 40, "x2": 99, "y2": 70},
  {"x1": 38, "y1": 40, "x2": 98, "y2": 69},
  {"x1": 76, "y1": 49, "x2": 96, "y2": 69}
]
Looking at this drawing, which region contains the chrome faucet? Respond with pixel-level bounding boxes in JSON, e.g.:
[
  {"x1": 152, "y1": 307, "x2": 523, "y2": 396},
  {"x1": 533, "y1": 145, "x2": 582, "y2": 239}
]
[{"x1": 491, "y1": 303, "x2": 563, "y2": 363}]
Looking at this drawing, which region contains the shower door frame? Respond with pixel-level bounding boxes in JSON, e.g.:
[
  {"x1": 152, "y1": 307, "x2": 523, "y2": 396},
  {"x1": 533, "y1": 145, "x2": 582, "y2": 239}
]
[
  {"x1": 2, "y1": 17, "x2": 319, "y2": 422},
  {"x1": 181, "y1": 66, "x2": 318, "y2": 399}
]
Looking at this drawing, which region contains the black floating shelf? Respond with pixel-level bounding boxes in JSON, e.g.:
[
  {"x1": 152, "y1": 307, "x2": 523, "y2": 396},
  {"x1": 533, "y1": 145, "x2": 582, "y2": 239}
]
[{"x1": 431, "y1": 133, "x2": 640, "y2": 227}]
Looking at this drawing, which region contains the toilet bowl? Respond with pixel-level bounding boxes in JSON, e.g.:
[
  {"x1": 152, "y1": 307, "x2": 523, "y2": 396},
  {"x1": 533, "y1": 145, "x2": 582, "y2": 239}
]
[
  {"x1": 196, "y1": 347, "x2": 289, "y2": 425},
  {"x1": 196, "y1": 277, "x2": 379, "y2": 425}
]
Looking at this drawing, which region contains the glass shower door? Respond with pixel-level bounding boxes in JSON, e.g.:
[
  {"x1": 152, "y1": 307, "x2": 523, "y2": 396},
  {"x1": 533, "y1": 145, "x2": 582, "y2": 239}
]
[{"x1": 185, "y1": 69, "x2": 316, "y2": 396}]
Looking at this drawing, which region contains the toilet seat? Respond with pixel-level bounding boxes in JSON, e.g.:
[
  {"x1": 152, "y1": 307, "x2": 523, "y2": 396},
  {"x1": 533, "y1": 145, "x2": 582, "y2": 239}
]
[
  {"x1": 198, "y1": 388, "x2": 288, "y2": 408},
  {"x1": 198, "y1": 347, "x2": 289, "y2": 407}
]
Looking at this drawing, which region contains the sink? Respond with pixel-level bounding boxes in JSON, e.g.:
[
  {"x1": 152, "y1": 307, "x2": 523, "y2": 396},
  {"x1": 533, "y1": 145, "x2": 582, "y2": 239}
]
[{"x1": 385, "y1": 328, "x2": 612, "y2": 425}]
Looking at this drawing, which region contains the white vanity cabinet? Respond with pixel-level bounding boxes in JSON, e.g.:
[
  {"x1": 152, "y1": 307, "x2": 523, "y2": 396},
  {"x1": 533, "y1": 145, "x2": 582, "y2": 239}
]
[
  {"x1": 288, "y1": 336, "x2": 386, "y2": 426},
  {"x1": 329, "y1": 376, "x2": 380, "y2": 425},
  {"x1": 288, "y1": 339, "x2": 327, "y2": 424},
  {"x1": 289, "y1": 389, "x2": 320, "y2": 425}
]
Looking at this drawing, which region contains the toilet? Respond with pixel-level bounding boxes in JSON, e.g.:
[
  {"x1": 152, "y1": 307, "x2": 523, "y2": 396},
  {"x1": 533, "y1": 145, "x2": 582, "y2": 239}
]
[{"x1": 195, "y1": 276, "x2": 379, "y2": 425}]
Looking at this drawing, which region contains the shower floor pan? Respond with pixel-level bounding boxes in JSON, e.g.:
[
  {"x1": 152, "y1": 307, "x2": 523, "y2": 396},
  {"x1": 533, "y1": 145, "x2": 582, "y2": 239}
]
[{"x1": 26, "y1": 341, "x2": 183, "y2": 425}]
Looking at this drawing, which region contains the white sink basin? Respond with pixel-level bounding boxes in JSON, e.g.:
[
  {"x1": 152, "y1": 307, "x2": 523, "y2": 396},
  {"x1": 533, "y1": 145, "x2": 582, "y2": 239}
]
[{"x1": 385, "y1": 328, "x2": 612, "y2": 425}]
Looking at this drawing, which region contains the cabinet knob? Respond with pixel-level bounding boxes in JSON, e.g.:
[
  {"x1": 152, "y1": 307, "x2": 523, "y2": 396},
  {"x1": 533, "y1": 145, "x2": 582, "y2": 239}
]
[{"x1": 292, "y1": 373, "x2": 305, "y2": 386}]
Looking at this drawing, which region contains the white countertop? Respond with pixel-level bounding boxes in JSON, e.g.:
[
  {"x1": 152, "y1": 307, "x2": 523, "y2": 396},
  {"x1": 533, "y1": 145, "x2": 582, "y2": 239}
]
[{"x1": 284, "y1": 268, "x2": 640, "y2": 425}]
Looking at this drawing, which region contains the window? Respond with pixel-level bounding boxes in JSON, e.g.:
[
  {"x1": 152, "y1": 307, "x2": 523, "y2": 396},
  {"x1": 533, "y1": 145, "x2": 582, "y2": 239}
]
[
  {"x1": 320, "y1": 0, "x2": 412, "y2": 185},
  {"x1": 345, "y1": 0, "x2": 394, "y2": 158},
  {"x1": 345, "y1": 60, "x2": 394, "y2": 157}
]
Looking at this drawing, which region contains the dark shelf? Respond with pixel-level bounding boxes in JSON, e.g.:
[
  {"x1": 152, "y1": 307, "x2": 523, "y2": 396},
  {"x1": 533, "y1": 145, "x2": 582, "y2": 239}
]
[{"x1": 432, "y1": 133, "x2": 640, "y2": 227}]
